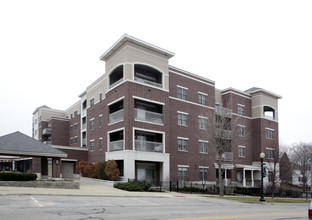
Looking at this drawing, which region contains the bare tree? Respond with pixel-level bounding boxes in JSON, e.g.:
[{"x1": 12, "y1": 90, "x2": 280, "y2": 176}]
[
  {"x1": 290, "y1": 142, "x2": 312, "y2": 199},
  {"x1": 201, "y1": 98, "x2": 248, "y2": 196}
]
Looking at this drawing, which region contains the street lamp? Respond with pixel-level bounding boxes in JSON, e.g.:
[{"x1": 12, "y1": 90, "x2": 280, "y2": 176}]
[{"x1": 260, "y1": 152, "x2": 265, "y2": 202}]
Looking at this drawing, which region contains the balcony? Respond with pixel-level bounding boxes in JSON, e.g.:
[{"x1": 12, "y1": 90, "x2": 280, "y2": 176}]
[
  {"x1": 135, "y1": 140, "x2": 163, "y2": 153},
  {"x1": 109, "y1": 78, "x2": 123, "y2": 89},
  {"x1": 215, "y1": 106, "x2": 232, "y2": 118},
  {"x1": 82, "y1": 138, "x2": 87, "y2": 146},
  {"x1": 134, "y1": 76, "x2": 162, "y2": 88},
  {"x1": 109, "y1": 109, "x2": 124, "y2": 124},
  {"x1": 109, "y1": 140, "x2": 124, "y2": 151},
  {"x1": 135, "y1": 108, "x2": 163, "y2": 124},
  {"x1": 216, "y1": 152, "x2": 233, "y2": 161},
  {"x1": 42, "y1": 128, "x2": 51, "y2": 136},
  {"x1": 215, "y1": 128, "x2": 232, "y2": 139}
]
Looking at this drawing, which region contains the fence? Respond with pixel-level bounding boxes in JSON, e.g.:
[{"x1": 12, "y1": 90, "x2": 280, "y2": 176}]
[{"x1": 127, "y1": 179, "x2": 310, "y2": 198}]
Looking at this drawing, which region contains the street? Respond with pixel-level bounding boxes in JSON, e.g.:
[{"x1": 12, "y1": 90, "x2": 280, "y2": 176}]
[{"x1": 0, "y1": 195, "x2": 307, "y2": 220}]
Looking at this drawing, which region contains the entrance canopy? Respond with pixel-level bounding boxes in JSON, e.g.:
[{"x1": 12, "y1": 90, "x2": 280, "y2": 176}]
[{"x1": 0, "y1": 131, "x2": 67, "y2": 158}]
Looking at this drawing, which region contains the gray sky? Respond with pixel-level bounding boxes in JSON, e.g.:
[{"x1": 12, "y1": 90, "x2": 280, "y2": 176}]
[{"x1": 0, "y1": 0, "x2": 311, "y2": 145}]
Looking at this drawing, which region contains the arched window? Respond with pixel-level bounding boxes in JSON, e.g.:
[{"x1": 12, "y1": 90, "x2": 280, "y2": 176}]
[
  {"x1": 134, "y1": 64, "x2": 162, "y2": 88},
  {"x1": 109, "y1": 65, "x2": 123, "y2": 88},
  {"x1": 263, "y1": 106, "x2": 275, "y2": 120}
]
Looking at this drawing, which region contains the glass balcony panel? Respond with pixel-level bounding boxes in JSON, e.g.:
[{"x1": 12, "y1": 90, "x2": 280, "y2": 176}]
[
  {"x1": 134, "y1": 108, "x2": 163, "y2": 124},
  {"x1": 215, "y1": 106, "x2": 232, "y2": 118},
  {"x1": 135, "y1": 140, "x2": 163, "y2": 153},
  {"x1": 109, "y1": 140, "x2": 124, "y2": 151},
  {"x1": 109, "y1": 109, "x2": 124, "y2": 124}
]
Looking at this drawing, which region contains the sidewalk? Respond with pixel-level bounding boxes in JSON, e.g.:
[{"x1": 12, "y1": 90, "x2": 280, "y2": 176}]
[{"x1": 0, "y1": 179, "x2": 197, "y2": 198}]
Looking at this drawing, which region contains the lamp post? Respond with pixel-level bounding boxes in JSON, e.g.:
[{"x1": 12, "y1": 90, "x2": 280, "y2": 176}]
[{"x1": 260, "y1": 152, "x2": 265, "y2": 202}]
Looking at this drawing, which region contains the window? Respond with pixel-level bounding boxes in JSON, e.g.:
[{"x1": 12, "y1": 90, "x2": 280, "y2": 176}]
[
  {"x1": 199, "y1": 140, "x2": 208, "y2": 153},
  {"x1": 237, "y1": 104, "x2": 245, "y2": 116},
  {"x1": 178, "y1": 112, "x2": 188, "y2": 126},
  {"x1": 70, "y1": 138, "x2": 73, "y2": 145},
  {"x1": 177, "y1": 86, "x2": 188, "y2": 100},
  {"x1": 74, "y1": 123, "x2": 78, "y2": 131},
  {"x1": 99, "y1": 93, "x2": 102, "y2": 103},
  {"x1": 199, "y1": 167, "x2": 208, "y2": 182},
  {"x1": 99, "y1": 115, "x2": 103, "y2": 128},
  {"x1": 198, "y1": 93, "x2": 208, "y2": 106},
  {"x1": 74, "y1": 136, "x2": 78, "y2": 144},
  {"x1": 178, "y1": 166, "x2": 188, "y2": 182},
  {"x1": 90, "y1": 119, "x2": 95, "y2": 131},
  {"x1": 198, "y1": 117, "x2": 208, "y2": 130},
  {"x1": 266, "y1": 148, "x2": 275, "y2": 159},
  {"x1": 266, "y1": 128, "x2": 274, "y2": 139},
  {"x1": 238, "y1": 125, "x2": 245, "y2": 137},
  {"x1": 178, "y1": 138, "x2": 188, "y2": 151},
  {"x1": 70, "y1": 113, "x2": 73, "y2": 119},
  {"x1": 238, "y1": 146, "x2": 245, "y2": 158},
  {"x1": 99, "y1": 138, "x2": 103, "y2": 150},
  {"x1": 90, "y1": 98, "x2": 94, "y2": 109},
  {"x1": 70, "y1": 125, "x2": 73, "y2": 132},
  {"x1": 90, "y1": 140, "x2": 95, "y2": 151},
  {"x1": 74, "y1": 111, "x2": 78, "y2": 117}
]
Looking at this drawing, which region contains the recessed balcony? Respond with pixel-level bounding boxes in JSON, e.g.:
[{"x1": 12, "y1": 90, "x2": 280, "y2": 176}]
[
  {"x1": 134, "y1": 130, "x2": 163, "y2": 153},
  {"x1": 215, "y1": 128, "x2": 232, "y2": 139},
  {"x1": 109, "y1": 99, "x2": 124, "y2": 124},
  {"x1": 134, "y1": 99, "x2": 163, "y2": 125},
  {"x1": 42, "y1": 128, "x2": 51, "y2": 136},
  {"x1": 109, "y1": 140, "x2": 124, "y2": 151},
  {"x1": 134, "y1": 64, "x2": 163, "y2": 88}
]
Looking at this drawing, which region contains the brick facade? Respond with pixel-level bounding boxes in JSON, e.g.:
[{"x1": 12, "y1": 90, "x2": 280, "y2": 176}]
[{"x1": 32, "y1": 35, "x2": 281, "y2": 186}]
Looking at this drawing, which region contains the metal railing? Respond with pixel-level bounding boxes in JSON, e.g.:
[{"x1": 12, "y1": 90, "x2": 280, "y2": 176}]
[
  {"x1": 134, "y1": 76, "x2": 162, "y2": 88},
  {"x1": 134, "y1": 109, "x2": 163, "y2": 124},
  {"x1": 215, "y1": 152, "x2": 233, "y2": 161},
  {"x1": 215, "y1": 128, "x2": 232, "y2": 139},
  {"x1": 215, "y1": 106, "x2": 232, "y2": 118},
  {"x1": 109, "y1": 109, "x2": 124, "y2": 124},
  {"x1": 135, "y1": 140, "x2": 163, "y2": 153},
  {"x1": 109, "y1": 140, "x2": 124, "y2": 151}
]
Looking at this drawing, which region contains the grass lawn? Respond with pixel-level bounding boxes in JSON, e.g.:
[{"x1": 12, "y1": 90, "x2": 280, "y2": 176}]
[{"x1": 205, "y1": 195, "x2": 311, "y2": 203}]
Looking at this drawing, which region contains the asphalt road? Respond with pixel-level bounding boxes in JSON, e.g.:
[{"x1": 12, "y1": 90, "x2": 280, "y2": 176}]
[{"x1": 0, "y1": 195, "x2": 308, "y2": 220}]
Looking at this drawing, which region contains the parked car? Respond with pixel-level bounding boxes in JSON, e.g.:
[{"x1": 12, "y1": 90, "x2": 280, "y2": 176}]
[{"x1": 309, "y1": 200, "x2": 312, "y2": 219}]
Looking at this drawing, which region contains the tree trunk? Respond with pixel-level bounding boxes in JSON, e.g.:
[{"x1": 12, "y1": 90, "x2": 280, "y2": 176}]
[{"x1": 218, "y1": 160, "x2": 224, "y2": 197}]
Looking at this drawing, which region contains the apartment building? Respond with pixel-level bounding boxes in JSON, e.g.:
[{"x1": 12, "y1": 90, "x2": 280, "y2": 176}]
[{"x1": 32, "y1": 34, "x2": 281, "y2": 187}]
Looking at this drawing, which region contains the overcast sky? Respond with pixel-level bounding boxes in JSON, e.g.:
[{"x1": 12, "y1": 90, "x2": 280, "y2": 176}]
[{"x1": 0, "y1": 0, "x2": 311, "y2": 145}]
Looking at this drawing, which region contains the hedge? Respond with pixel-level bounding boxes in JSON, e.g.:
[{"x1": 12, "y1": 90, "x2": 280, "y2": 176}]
[
  {"x1": 114, "y1": 182, "x2": 152, "y2": 192},
  {"x1": 0, "y1": 172, "x2": 37, "y2": 181}
]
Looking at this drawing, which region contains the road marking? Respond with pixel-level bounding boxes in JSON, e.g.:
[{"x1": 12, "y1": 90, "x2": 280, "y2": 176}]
[
  {"x1": 30, "y1": 196, "x2": 43, "y2": 207},
  {"x1": 167, "y1": 212, "x2": 306, "y2": 220},
  {"x1": 131, "y1": 198, "x2": 159, "y2": 206}
]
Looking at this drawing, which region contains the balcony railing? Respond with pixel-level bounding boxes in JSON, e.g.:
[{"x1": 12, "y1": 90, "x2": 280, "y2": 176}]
[
  {"x1": 81, "y1": 123, "x2": 86, "y2": 131},
  {"x1": 82, "y1": 138, "x2": 87, "y2": 146},
  {"x1": 215, "y1": 152, "x2": 233, "y2": 161},
  {"x1": 109, "y1": 109, "x2": 124, "y2": 124},
  {"x1": 109, "y1": 78, "x2": 123, "y2": 89},
  {"x1": 215, "y1": 128, "x2": 232, "y2": 139},
  {"x1": 134, "y1": 109, "x2": 163, "y2": 124},
  {"x1": 215, "y1": 106, "x2": 232, "y2": 118},
  {"x1": 135, "y1": 140, "x2": 163, "y2": 153},
  {"x1": 134, "y1": 76, "x2": 162, "y2": 88},
  {"x1": 42, "y1": 128, "x2": 51, "y2": 136},
  {"x1": 109, "y1": 140, "x2": 124, "y2": 151}
]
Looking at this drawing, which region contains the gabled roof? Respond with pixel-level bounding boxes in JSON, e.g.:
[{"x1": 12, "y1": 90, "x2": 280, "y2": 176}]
[
  {"x1": 100, "y1": 34, "x2": 175, "y2": 61},
  {"x1": 0, "y1": 131, "x2": 67, "y2": 158}
]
